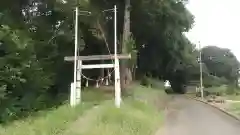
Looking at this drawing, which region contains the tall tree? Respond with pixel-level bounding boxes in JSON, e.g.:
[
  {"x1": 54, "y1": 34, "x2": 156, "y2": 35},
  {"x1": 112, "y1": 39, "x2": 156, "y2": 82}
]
[
  {"x1": 201, "y1": 46, "x2": 239, "y2": 85},
  {"x1": 120, "y1": 0, "x2": 132, "y2": 90}
]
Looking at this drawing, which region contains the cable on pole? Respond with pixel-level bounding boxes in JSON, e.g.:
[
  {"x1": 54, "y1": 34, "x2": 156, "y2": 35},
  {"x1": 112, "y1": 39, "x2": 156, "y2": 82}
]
[{"x1": 78, "y1": 7, "x2": 118, "y2": 85}]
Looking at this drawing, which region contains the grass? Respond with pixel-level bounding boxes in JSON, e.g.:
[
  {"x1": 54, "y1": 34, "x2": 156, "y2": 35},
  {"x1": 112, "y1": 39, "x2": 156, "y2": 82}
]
[
  {"x1": 0, "y1": 84, "x2": 166, "y2": 135},
  {"x1": 0, "y1": 104, "x2": 91, "y2": 135},
  {"x1": 224, "y1": 92, "x2": 240, "y2": 117},
  {"x1": 227, "y1": 102, "x2": 240, "y2": 117},
  {"x1": 200, "y1": 85, "x2": 240, "y2": 117},
  {"x1": 69, "y1": 101, "x2": 163, "y2": 135},
  {"x1": 225, "y1": 95, "x2": 240, "y2": 100},
  {"x1": 64, "y1": 84, "x2": 166, "y2": 135},
  {"x1": 204, "y1": 85, "x2": 227, "y2": 93},
  {"x1": 0, "y1": 88, "x2": 112, "y2": 135}
]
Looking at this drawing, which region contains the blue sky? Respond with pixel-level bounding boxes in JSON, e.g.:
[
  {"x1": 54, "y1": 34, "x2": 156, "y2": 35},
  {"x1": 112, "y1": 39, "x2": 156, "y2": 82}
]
[{"x1": 186, "y1": 0, "x2": 240, "y2": 60}]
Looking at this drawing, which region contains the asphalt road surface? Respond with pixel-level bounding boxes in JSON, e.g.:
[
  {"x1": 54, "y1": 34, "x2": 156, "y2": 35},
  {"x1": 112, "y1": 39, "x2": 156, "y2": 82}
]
[{"x1": 164, "y1": 95, "x2": 240, "y2": 135}]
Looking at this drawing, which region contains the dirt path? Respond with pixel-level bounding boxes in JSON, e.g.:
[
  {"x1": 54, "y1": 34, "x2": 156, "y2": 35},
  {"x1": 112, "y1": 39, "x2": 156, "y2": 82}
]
[
  {"x1": 60, "y1": 105, "x2": 101, "y2": 135},
  {"x1": 158, "y1": 95, "x2": 240, "y2": 135}
]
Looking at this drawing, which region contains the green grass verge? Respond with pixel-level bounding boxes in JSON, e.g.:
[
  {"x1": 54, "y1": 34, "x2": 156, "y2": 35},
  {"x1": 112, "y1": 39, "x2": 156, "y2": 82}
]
[
  {"x1": 0, "y1": 84, "x2": 166, "y2": 135},
  {"x1": 0, "y1": 88, "x2": 112, "y2": 135},
  {"x1": 225, "y1": 94, "x2": 240, "y2": 117},
  {"x1": 0, "y1": 104, "x2": 92, "y2": 135},
  {"x1": 227, "y1": 102, "x2": 240, "y2": 117},
  {"x1": 64, "y1": 84, "x2": 166, "y2": 135},
  {"x1": 225, "y1": 94, "x2": 240, "y2": 101},
  {"x1": 66, "y1": 101, "x2": 163, "y2": 135}
]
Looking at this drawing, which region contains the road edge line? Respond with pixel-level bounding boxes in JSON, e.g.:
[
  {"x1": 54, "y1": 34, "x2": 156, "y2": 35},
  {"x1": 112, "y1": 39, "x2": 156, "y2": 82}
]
[{"x1": 186, "y1": 96, "x2": 240, "y2": 121}]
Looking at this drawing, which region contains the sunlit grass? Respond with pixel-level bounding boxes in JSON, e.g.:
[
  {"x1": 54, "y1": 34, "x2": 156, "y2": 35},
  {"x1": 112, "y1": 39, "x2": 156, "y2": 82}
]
[
  {"x1": 64, "y1": 85, "x2": 165, "y2": 135},
  {"x1": 0, "y1": 88, "x2": 111, "y2": 135},
  {"x1": 227, "y1": 102, "x2": 240, "y2": 117},
  {"x1": 69, "y1": 101, "x2": 163, "y2": 135},
  {"x1": 0, "y1": 84, "x2": 166, "y2": 135}
]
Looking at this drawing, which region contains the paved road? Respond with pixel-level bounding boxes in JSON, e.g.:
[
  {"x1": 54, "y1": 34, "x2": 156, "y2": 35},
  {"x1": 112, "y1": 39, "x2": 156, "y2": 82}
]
[{"x1": 164, "y1": 95, "x2": 240, "y2": 135}]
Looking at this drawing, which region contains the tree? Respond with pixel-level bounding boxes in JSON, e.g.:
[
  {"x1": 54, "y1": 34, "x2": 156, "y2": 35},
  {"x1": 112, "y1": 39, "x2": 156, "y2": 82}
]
[
  {"x1": 201, "y1": 46, "x2": 239, "y2": 85},
  {"x1": 120, "y1": 0, "x2": 132, "y2": 90},
  {"x1": 131, "y1": 0, "x2": 194, "y2": 93}
]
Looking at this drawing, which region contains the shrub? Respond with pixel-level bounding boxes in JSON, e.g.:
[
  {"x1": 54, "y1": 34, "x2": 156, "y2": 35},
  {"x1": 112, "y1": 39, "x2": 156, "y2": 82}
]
[{"x1": 140, "y1": 76, "x2": 151, "y2": 87}]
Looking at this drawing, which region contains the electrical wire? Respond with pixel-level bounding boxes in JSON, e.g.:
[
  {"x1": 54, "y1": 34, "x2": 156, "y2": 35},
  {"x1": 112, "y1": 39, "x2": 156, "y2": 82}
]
[
  {"x1": 79, "y1": 9, "x2": 116, "y2": 83},
  {"x1": 47, "y1": 7, "x2": 117, "y2": 84}
]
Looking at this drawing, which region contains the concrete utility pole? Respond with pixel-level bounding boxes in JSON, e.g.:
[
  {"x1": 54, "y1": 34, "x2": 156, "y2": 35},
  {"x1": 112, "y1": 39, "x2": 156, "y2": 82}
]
[
  {"x1": 72, "y1": 6, "x2": 79, "y2": 106},
  {"x1": 199, "y1": 42, "x2": 204, "y2": 100},
  {"x1": 114, "y1": 5, "x2": 121, "y2": 108},
  {"x1": 72, "y1": 6, "x2": 91, "y2": 106}
]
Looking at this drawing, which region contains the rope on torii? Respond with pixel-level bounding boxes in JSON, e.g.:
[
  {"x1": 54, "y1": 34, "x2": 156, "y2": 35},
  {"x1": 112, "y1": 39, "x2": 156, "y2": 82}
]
[{"x1": 64, "y1": 5, "x2": 131, "y2": 108}]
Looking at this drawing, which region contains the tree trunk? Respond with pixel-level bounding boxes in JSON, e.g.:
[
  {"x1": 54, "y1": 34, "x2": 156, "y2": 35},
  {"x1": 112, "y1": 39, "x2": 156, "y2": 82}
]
[
  {"x1": 120, "y1": 0, "x2": 132, "y2": 91},
  {"x1": 97, "y1": 17, "x2": 109, "y2": 86}
]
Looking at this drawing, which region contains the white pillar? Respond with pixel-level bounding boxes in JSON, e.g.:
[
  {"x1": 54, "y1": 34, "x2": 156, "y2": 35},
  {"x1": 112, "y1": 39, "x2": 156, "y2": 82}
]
[
  {"x1": 76, "y1": 60, "x2": 82, "y2": 104},
  {"x1": 70, "y1": 82, "x2": 76, "y2": 106},
  {"x1": 114, "y1": 5, "x2": 121, "y2": 108},
  {"x1": 73, "y1": 6, "x2": 79, "y2": 106}
]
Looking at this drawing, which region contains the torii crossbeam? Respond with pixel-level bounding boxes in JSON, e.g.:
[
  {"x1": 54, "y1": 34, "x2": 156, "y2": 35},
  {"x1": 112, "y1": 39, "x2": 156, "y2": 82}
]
[{"x1": 64, "y1": 54, "x2": 131, "y2": 61}]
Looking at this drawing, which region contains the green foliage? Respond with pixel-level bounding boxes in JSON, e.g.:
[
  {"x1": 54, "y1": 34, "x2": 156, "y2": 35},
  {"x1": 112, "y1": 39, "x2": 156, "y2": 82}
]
[
  {"x1": 140, "y1": 76, "x2": 151, "y2": 87},
  {"x1": 0, "y1": 0, "x2": 238, "y2": 124},
  {"x1": 188, "y1": 45, "x2": 239, "y2": 89},
  {"x1": 201, "y1": 46, "x2": 239, "y2": 84},
  {"x1": 126, "y1": 34, "x2": 137, "y2": 68},
  {"x1": 201, "y1": 84, "x2": 240, "y2": 97},
  {"x1": 0, "y1": 25, "x2": 54, "y2": 122},
  {"x1": 203, "y1": 75, "x2": 228, "y2": 87},
  {"x1": 132, "y1": 0, "x2": 195, "y2": 93},
  {"x1": 225, "y1": 85, "x2": 240, "y2": 95},
  {"x1": 0, "y1": 88, "x2": 111, "y2": 135},
  {"x1": 0, "y1": 85, "x2": 165, "y2": 135},
  {"x1": 63, "y1": 84, "x2": 164, "y2": 135}
]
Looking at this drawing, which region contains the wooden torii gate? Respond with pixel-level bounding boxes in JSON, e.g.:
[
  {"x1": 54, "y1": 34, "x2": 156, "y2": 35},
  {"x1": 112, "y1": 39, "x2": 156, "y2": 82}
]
[{"x1": 65, "y1": 5, "x2": 130, "y2": 108}]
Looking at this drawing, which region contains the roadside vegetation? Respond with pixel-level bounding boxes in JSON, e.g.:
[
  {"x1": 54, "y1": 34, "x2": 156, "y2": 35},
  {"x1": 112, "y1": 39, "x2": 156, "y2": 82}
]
[
  {"x1": 0, "y1": 84, "x2": 167, "y2": 135},
  {"x1": 227, "y1": 102, "x2": 240, "y2": 118},
  {"x1": 0, "y1": 88, "x2": 111, "y2": 135},
  {"x1": 192, "y1": 84, "x2": 240, "y2": 118},
  {"x1": 1, "y1": 0, "x2": 240, "y2": 134}
]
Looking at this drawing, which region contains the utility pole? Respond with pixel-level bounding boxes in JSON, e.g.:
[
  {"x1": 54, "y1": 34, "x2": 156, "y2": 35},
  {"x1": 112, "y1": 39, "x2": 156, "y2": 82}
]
[
  {"x1": 199, "y1": 42, "x2": 203, "y2": 100},
  {"x1": 114, "y1": 5, "x2": 121, "y2": 108},
  {"x1": 73, "y1": 6, "x2": 79, "y2": 106},
  {"x1": 72, "y1": 5, "x2": 91, "y2": 106}
]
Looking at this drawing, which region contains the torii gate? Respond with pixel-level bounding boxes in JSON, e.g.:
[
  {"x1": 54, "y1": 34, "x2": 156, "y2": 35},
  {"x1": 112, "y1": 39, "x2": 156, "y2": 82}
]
[{"x1": 64, "y1": 5, "x2": 130, "y2": 108}]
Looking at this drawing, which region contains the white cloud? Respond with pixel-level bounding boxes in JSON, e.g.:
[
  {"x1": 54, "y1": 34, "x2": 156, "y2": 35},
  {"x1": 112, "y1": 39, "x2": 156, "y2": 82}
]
[{"x1": 186, "y1": 0, "x2": 240, "y2": 60}]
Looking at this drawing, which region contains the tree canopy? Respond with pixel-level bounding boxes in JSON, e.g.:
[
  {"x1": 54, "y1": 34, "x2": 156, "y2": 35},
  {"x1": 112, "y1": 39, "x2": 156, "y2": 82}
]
[{"x1": 201, "y1": 46, "x2": 239, "y2": 86}]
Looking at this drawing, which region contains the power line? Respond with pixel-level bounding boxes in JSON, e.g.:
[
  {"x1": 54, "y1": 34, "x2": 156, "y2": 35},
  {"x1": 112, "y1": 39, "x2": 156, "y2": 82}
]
[{"x1": 77, "y1": 7, "x2": 118, "y2": 83}]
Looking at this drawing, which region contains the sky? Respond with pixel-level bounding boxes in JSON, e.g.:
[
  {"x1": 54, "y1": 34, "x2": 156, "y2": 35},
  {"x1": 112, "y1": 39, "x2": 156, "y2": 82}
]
[{"x1": 185, "y1": 0, "x2": 240, "y2": 60}]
